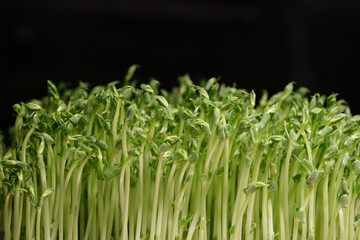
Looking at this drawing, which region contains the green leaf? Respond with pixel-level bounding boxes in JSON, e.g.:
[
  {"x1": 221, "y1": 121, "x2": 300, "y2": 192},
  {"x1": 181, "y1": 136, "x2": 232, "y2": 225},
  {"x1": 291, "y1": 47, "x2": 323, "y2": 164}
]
[
  {"x1": 281, "y1": 82, "x2": 294, "y2": 100},
  {"x1": 324, "y1": 146, "x2": 338, "y2": 159},
  {"x1": 140, "y1": 84, "x2": 155, "y2": 95},
  {"x1": 182, "y1": 107, "x2": 197, "y2": 118},
  {"x1": 37, "y1": 188, "x2": 54, "y2": 209},
  {"x1": 351, "y1": 115, "x2": 360, "y2": 122},
  {"x1": 199, "y1": 173, "x2": 211, "y2": 183},
  {"x1": 339, "y1": 194, "x2": 348, "y2": 208},
  {"x1": 185, "y1": 170, "x2": 194, "y2": 182},
  {"x1": 37, "y1": 138, "x2": 45, "y2": 156},
  {"x1": 344, "y1": 133, "x2": 360, "y2": 147},
  {"x1": 250, "y1": 90, "x2": 256, "y2": 108},
  {"x1": 342, "y1": 180, "x2": 349, "y2": 193},
  {"x1": 306, "y1": 170, "x2": 323, "y2": 187},
  {"x1": 317, "y1": 126, "x2": 333, "y2": 137},
  {"x1": 260, "y1": 112, "x2": 270, "y2": 128},
  {"x1": 27, "y1": 185, "x2": 36, "y2": 205},
  {"x1": 0, "y1": 160, "x2": 28, "y2": 169},
  {"x1": 342, "y1": 153, "x2": 350, "y2": 167},
  {"x1": 250, "y1": 222, "x2": 257, "y2": 233},
  {"x1": 297, "y1": 158, "x2": 314, "y2": 174},
  {"x1": 159, "y1": 142, "x2": 171, "y2": 153},
  {"x1": 13, "y1": 103, "x2": 22, "y2": 114},
  {"x1": 295, "y1": 208, "x2": 306, "y2": 224},
  {"x1": 266, "y1": 103, "x2": 278, "y2": 114},
  {"x1": 310, "y1": 108, "x2": 323, "y2": 114},
  {"x1": 41, "y1": 133, "x2": 54, "y2": 144},
  {"x1": 329, "y1": 114, "x2": 346, "y2": 124},
  {"x1": 124, "y1": 64, "x2": 140, "y2": 85},
  {"x1": 156, "y1": 96, "x2": 169, "y2": 108},
  {"x1": 215, "y1": 166, "x2": 224, "y2": 175},
  {"x1": 269, "y1": 135, "x2": 286, "y2": 142},
  {"x1": 268, "y1": 180, "x2": 277, "y2": 192},
  {"x1": 229, "y1": 225, "x2": 235, "y2": 234},
  {"x1": 189, "y1": 151, "x2": 199, "y2": 164},
  {"x1": 174, "y1": 149, "x2": 188, "y2": 161},
  {"x1": 126, "y1": 104, "x2": 137, "y2": 121},
  {"x1": 26, "y1": 103, "x2": 42, "y2": 111},
  {"x1": 121, "y1": 86, "x2": 135, "y2": 100},
  {"x1": 351, "y1": 160, "x2": 360, "y2": 174},
  {"x1": 244, "y1": 182, "x2": 269, "y2": 195},
  {"x1": 289, "y1": 129, "x2": 297, "y2": 143},
  {"x1": 217, "y1": 124, "x2": 228, "y2": 140},
  {"x1": 47, "y1": 80, "x2": 59, "y2": 99},
  {"x1": 164, "y1": 136, "x2": 180, "y2": 145},
  {"x1": 213, "y1": 107, "x2": 220, "y2": 125},
  {"x1": 95, "y1": 140, "x2": 108, "y2": 151},
  {"x1": 69, "y1": 135, "x2": 85, "y2": 141}
]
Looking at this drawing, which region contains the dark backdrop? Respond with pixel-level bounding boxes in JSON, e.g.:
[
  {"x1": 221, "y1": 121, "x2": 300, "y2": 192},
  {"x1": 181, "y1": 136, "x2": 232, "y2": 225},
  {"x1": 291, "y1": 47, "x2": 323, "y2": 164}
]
[{"x1": 2, "y1": 0, "x2": 360, "y2": 132}]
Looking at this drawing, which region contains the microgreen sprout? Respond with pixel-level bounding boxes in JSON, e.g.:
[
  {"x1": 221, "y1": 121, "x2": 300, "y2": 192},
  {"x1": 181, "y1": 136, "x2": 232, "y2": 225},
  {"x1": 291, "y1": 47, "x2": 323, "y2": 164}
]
[{"x1": 1, "y1": 66, "x2": 360, "y2": 239}]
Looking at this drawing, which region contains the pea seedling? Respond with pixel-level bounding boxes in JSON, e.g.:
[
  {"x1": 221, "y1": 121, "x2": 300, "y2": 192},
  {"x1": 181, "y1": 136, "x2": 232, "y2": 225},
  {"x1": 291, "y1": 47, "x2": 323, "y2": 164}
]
[{"x1": 1, "y1": 66, "x2": 360, "y2": 240}]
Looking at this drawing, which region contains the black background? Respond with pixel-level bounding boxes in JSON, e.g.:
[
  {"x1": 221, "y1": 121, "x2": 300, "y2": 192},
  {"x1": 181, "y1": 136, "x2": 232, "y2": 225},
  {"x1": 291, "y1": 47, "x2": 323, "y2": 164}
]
[{"x1": 2, "y1": 0, "x2": 360, "y2": 133}]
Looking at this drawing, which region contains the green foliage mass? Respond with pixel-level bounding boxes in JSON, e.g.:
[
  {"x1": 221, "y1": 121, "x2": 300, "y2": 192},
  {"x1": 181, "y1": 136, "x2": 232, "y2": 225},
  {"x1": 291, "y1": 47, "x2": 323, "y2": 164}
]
[{"x1": 1, "y1": 66, "x2": 360, "y2": 240}]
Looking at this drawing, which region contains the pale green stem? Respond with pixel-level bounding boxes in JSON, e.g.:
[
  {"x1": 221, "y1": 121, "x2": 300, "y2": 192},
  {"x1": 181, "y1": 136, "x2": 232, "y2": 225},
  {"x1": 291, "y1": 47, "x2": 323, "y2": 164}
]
[
  {"x1": 222, "y1": 139, "x2": 230, "y2": 240},
  {"x1": 339, "y1": 208, "x2": 345, "y2": 240},
  {"x1": 135, "y1": 143, "x2": 146, "y2": 240},
  {"x1": 268, "y1": 199, "x2": 275, "y2": 240},
  {"x1": 282, "y1": 143, "x2": 294, "y2": 240},
  {"x1": 36, "y1": 208, "x2": 42, "y2": 240},
  {"x1": 322, "y1": 174, "x2": 329, "y2": 240},
  {"x1": 149, "y1": 153, "x2": 165, "y2": 240},
  {"x1": 160, "y1": 163, "x2": 177, "y2": 239},
  {"x1": 170, "y1": 186, "x2": 187, "y2": 240},
  {"x1": 40, "y1": 166, "x2": 51, "y2": 240},
  {"x1": 67, "y1": 156, "x2": 90, "y2": 240},
  {"x1": 4, "y1": 193, "x2": 11, "y2": 240}
]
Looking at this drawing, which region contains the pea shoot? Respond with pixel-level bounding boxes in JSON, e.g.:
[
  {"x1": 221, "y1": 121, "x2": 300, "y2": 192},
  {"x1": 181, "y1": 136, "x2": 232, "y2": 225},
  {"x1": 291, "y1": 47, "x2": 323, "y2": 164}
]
[{"x1": 1, "y1": 66, "x2": 360, "y2": 239}]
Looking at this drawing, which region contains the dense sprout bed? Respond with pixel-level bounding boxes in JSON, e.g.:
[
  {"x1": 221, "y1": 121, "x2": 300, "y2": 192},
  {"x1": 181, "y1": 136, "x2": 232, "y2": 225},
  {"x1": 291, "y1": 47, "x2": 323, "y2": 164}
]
[{"x1": 1, "y1": 66, "x2": 360, "y2": 240}]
